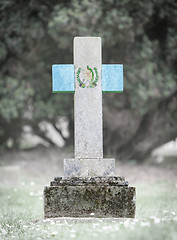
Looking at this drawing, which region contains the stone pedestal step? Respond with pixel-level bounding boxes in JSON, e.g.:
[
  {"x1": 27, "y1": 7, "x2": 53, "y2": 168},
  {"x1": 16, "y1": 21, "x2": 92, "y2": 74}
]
[
  {"x1": 64, "y1": 158, "x2": 115, "y2": 178},
  {"x1": 50, "y1": 176, "x2": 128, "y2": 186},
  {"x1": 44, "y1": 177, "x2": 136, "y2": 218}
]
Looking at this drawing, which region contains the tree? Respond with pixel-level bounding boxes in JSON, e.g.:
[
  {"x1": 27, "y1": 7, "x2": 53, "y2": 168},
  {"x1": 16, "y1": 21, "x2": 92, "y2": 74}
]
[{"x1": 0, "y1": 0, "x2": 176, "y2": 161}]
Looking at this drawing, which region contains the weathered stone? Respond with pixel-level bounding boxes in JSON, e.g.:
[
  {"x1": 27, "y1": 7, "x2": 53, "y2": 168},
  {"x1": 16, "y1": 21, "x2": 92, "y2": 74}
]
[
  {"x1": 50, "y1": 176, "x2": 128, "y2": 186},
  {"x1": 74, "y1": 37, "x2": 103, "y2": 159},
  {"x1": 44, "y1": 37, "x2": 136, "y2": 218},
  {"x1": 64, "y1": 158, "x2": 115, "y2": 178},
  {"x1": 44, "y1": 182, "x2": 136, "y2": 218}
]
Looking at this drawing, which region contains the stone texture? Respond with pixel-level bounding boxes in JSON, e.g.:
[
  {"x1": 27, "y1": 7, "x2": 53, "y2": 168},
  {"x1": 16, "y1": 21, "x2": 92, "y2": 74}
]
[
  {"x1": 51, "y1": 176, "x2": 128, "y2": 186},
  {"x1": 64, "y1": 158, "x2": 115, "y2": 178},
  {"x1": 74, "y1": 37, "x2": 103, "y2": 159},
  {"x1": 44, "y1": 177, "x2": 136, "y2": 218},
  {"x1": 44, "y1": 37, "x2": 136, "y2": 219}
]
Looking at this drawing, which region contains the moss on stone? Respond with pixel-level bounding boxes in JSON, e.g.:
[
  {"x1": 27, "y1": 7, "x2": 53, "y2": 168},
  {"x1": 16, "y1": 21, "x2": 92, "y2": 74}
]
[{"x1": 44, "y1": 182, "x2": 136, "y2": 218}]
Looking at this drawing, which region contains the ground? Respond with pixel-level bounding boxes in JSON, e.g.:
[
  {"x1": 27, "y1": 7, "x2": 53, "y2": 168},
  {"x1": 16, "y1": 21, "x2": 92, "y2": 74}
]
[{"x1": 0, "y1": 147, "x2": 177, "y2": 240}]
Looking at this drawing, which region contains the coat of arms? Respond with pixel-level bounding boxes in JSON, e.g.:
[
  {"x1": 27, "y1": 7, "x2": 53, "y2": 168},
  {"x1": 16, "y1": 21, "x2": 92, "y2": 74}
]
[{"x1": 76, "y1": 66, "x2": 99, "y2": 88}]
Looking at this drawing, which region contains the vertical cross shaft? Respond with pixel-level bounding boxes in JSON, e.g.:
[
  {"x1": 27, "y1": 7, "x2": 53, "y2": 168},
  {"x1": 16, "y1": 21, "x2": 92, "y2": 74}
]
[
  {"x1": 74, "y1": 37, "x2": 103, "y2": 159},
  {"x1": 64, "y1": 37, "x2": 115, "y2": 178},
  {"x1": 51, "y1": 37, "x2": 124, "y2": 177}
]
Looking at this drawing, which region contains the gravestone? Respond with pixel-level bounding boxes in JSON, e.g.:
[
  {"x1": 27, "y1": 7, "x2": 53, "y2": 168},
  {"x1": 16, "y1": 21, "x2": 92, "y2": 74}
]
[{"x1": 44, "y1": 37, "x2": 136, "y2": 218}]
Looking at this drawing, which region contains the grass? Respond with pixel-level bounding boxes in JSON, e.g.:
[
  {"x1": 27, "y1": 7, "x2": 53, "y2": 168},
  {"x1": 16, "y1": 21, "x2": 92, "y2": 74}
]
[
  {"x1": 0, "y1": 179, "x2": 177, "y2": 240},
  {"x1": 0, "y1": 147, "x2": 177, "y2": 240}
]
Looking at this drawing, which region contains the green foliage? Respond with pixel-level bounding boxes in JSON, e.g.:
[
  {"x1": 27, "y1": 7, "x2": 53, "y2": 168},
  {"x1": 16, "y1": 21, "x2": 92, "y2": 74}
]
[
  {"x1": 0, "y1": 77, "x2": 34, "y2": 121},
  {"x1": 48, "y1": 0, "x2": 177, "y2": 114},
  {"x1": 0, "y1": 0, "x2": 176, "y2": 149}
]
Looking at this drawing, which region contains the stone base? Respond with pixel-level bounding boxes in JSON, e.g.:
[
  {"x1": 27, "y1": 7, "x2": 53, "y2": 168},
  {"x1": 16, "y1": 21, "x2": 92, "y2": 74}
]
[
  {"x1": 64, "y1": 158, "x2": 115, "y2": 178},
  {"x1": 44, "y1": 177, "x2": 136, "y2": 218}
]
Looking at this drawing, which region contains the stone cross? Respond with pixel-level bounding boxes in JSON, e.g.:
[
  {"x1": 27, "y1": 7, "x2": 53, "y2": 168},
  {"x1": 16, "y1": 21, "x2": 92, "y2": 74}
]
[
  {"x1": 52, "y1": 37, "x2": 123, "y2": 178},
  {"x1": 44, "y1": 37, "x2": 135, "y2": 219}
]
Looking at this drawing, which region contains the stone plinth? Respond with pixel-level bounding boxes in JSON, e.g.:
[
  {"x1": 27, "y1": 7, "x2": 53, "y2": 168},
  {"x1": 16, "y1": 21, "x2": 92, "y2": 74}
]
[
  {"x1": 64, "y1": 159, "x2": 115, "y2": 178},
  {"x1": 44, "y1": 177, "x2": 136, "y2": 218}
]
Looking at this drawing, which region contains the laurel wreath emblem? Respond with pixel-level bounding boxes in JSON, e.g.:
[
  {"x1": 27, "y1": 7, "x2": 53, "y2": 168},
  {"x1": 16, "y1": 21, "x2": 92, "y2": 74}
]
[{"x1": 76, "y1": 66, "x2": 99, "y2": 88}]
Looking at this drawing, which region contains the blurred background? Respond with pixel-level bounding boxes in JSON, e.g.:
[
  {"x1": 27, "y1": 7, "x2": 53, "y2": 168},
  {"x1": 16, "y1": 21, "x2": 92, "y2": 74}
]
[{"x1": 0, "y1": 0, "x2": 177, "y2": 164}]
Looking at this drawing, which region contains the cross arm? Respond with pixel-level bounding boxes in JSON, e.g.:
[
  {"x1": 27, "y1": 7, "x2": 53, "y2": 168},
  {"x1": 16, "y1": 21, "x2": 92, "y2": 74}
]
[
  {"x1": 52, "y1": 64, "x2": 123, "y2": 93},
  {"x1": 52, "y1": 64, "x2": 75, "y2": 93},
  {"x1": 102, "y1": 64, "x2": 123, "y2": 93}
]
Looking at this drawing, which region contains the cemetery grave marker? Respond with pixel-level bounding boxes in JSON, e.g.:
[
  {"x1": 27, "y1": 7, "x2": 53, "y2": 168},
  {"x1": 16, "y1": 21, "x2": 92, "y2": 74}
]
[{"x1": 44, "y1": 37, "x2": 136, "y2": 218}]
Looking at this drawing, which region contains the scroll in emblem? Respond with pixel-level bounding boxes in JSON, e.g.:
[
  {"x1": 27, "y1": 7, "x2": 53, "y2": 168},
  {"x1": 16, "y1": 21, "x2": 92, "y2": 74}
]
[{"x1": 76, "y1": 66, "x2": 99, "y2": 88}]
